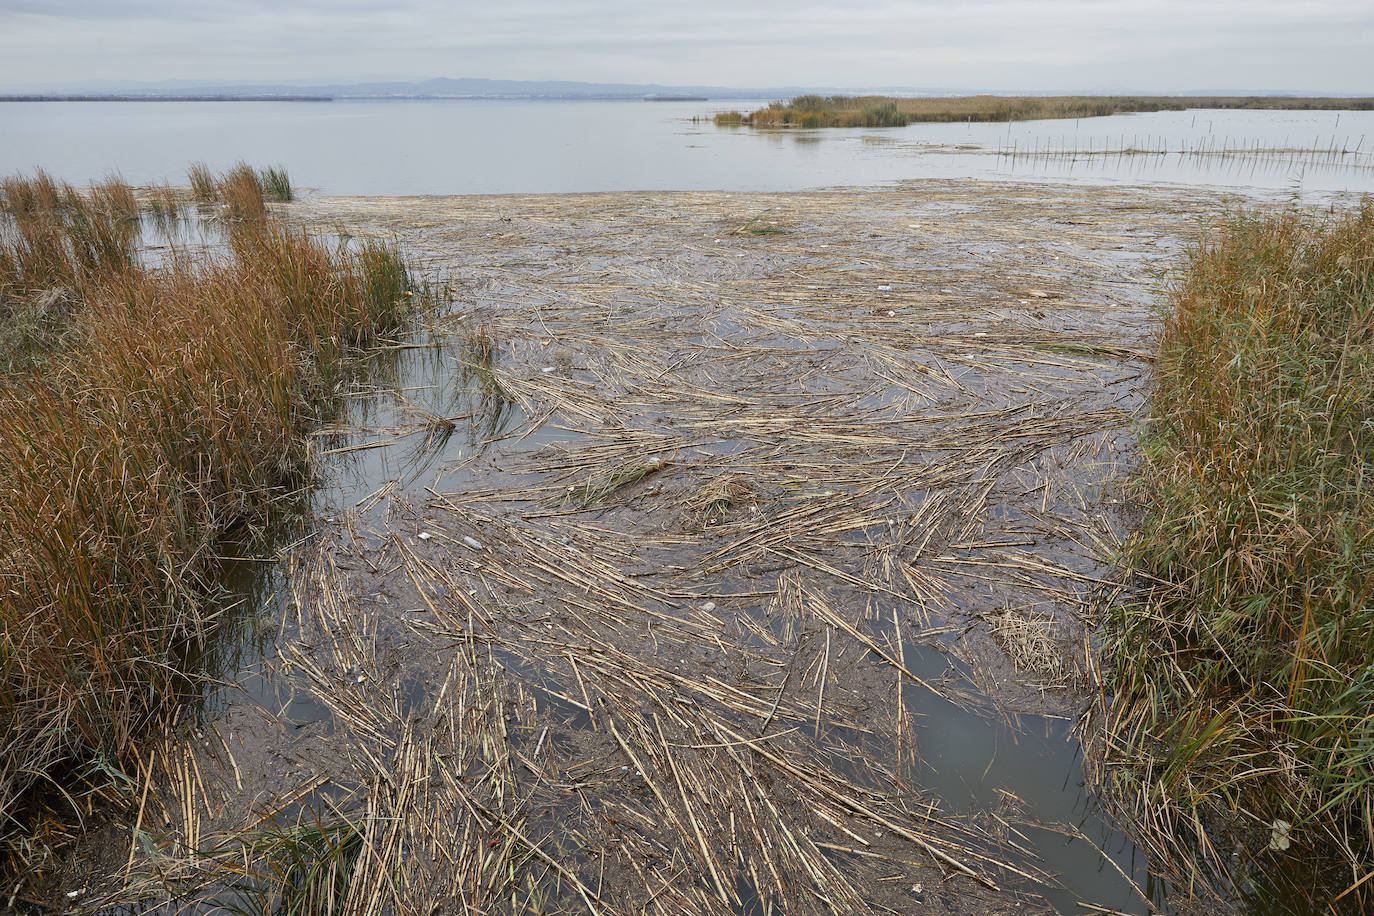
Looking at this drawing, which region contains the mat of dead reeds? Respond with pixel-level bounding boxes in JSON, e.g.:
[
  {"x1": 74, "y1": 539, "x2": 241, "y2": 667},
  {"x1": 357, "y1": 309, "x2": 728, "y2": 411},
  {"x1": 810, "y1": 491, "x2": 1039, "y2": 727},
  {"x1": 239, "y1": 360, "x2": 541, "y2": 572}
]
[{"x1": 72, "y1": 181, "x2": 1247, "y2": 915}]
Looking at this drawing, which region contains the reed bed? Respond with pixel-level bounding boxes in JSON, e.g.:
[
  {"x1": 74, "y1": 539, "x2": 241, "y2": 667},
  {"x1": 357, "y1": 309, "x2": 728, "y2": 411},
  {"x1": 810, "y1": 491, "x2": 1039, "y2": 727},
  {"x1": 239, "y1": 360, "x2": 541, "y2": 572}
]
[
  {"x1": 1101, "y1": 200, "x2": 1374, "y2": 909},
  {"x1": 0, "y1": 169, "x2": 416, "y2": 888},
  {"x1": 83, "y1": 185, "x2": 1228, "y2": 914},
  {"x1": 719, "y1": 94, "x2": 1374, "y2": 129}
]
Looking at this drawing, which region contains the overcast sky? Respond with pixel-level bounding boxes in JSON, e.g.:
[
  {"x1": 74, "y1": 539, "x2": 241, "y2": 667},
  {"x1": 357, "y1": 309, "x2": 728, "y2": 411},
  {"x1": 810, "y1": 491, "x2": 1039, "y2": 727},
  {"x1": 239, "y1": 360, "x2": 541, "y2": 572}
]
[{"x1": 2, "y1": 0, "x2": 1371, "y2": 93}]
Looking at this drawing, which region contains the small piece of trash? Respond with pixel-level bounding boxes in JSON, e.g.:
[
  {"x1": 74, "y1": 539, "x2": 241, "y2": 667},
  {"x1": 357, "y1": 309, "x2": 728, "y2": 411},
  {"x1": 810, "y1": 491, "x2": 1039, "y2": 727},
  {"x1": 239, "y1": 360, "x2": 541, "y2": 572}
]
[
  {"x1": 540, "y1": 366, "x2": 556, "y2": 373},
  {"x1": 886, "y1": 310, "x2": 896, "y2": 317},
  {"x1": 906, "y1": 223, "x2": 920, "y2": 229},
  {"x1": 702, "y1": 601, "x2": 717, "y2": 612},
  {"x1": 806, "y1": 285, "x2": 820, "y2": 290},
  {"x1": 877, "y1": 284, "x2": 892, "y2": 291},
  {"x1": 1270, "y1": 818, "x2": 1292, "y2": 851},
  {"x1": 463, "y1": 536, "x2": 483, "y2": 550},
  {"x1": 974, "y1": 331, "x2": 988, "y2": 337},
  {"x1": 417, "y1": 532, "x2": 432, "y2": 540},
  {"x1": 66, "y1": 891, "x2": 81, "y2": 900}
]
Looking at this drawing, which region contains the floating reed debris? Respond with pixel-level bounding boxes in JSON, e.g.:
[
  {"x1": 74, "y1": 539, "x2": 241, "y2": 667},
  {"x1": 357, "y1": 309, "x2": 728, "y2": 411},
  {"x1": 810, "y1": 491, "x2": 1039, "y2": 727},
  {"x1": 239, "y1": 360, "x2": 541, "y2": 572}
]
[
  {"x1": 1102, "y1": 199, "x2": 1374, "y2": 910},
  {"x1": 721, "y1": 94, "x2": 1374, "y2": 129},
  {"x1": 0, "y1": 169, "x2": 418, "y2": 886},
  {"x1": 79, "y1": 185, "x2": 1232, "y2": 914}
]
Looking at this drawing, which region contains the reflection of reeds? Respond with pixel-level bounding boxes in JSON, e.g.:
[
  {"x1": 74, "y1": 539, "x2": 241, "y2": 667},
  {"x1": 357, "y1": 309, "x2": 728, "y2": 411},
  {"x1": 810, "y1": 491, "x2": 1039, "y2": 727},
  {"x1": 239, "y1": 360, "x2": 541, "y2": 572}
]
[
  {"x1": 453, "y1": 318, "x2": 514, "y2": 442},
  {"x1": 995, "y1": 134, "x2": 1373, "y2": 179},
  {"x1": 0, "y1": 170, "x2": 417, "y2": 882},
  {"x1": 145, "y1": 182, "x2": 186, "y2": 241}
]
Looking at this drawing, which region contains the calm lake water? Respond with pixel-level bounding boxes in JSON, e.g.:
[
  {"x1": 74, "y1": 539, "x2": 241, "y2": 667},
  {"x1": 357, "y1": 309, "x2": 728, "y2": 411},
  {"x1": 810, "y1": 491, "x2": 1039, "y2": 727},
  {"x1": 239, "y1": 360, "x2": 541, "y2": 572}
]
[{"x1": 3, "y1": 98, "x2": 1373, "y2": 197}]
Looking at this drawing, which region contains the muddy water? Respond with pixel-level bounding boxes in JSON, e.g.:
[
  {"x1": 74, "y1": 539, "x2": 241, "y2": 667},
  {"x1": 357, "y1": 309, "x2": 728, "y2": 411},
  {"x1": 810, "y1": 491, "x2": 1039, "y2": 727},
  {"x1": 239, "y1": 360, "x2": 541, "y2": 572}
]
[{"x1": 83, "y1": 182, "x2": 1318, "y2": 915}]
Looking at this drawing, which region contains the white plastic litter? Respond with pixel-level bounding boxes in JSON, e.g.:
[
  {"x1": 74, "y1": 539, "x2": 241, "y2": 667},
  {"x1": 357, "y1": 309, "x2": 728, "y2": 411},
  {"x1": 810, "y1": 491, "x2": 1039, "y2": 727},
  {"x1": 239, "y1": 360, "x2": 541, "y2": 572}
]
[{"x1": 463, "y1": 536, "x2": 483, "y2": 549}]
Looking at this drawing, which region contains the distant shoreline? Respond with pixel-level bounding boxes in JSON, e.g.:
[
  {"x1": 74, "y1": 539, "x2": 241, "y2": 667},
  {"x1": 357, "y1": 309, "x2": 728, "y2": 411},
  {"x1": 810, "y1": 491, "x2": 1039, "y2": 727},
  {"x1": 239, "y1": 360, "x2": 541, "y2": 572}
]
[
  {"x1": 718, "y1": 93, "x2": 1374, "y2": 128},
  {"x1": 0, "y1": 94, "x2": 726, "y2": 103},
  {"x1": 0, "y1": 94, "x2": 334, "y2": 102}
]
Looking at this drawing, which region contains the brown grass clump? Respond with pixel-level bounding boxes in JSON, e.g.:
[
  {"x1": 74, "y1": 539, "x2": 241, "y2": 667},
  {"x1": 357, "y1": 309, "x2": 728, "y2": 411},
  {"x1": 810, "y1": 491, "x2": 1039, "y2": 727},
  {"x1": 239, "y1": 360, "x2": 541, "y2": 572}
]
[
  {"x1": 986, "y1": 606, "x2": 1061, "y2": 677},
  {"x1": 0, "y1": 169, "x2": 416, "y2": 881},
  {"x1": 685, "y1": 473, "x2": 755, "y2": 528},
  {"x1": 187, "y1": 160, "x2": 217, "y2": 205},
  {"x1": 219, "y1": 161, "x2": 268, "y2": 222}
]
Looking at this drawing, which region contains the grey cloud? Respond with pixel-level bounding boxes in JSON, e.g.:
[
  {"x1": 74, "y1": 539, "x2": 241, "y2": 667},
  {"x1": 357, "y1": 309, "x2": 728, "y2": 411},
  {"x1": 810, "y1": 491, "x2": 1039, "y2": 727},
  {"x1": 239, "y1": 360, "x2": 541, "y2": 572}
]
[{"x1": 1, "y1": 0, "x2": 1370, "y2": 92}]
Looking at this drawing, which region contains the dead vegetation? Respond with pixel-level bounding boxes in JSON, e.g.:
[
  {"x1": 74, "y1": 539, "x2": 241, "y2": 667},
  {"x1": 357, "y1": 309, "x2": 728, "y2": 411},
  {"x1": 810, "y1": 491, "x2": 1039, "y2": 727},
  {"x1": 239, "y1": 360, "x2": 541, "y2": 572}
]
[{"x1": 56, "y1": 183, "x2": 1239, "y2": 914}]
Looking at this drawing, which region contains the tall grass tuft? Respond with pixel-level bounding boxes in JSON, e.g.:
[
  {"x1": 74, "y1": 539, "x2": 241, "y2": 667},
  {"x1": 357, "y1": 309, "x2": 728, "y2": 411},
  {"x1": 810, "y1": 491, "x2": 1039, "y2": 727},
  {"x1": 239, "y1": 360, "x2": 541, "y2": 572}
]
[
  {"x1": 1, "y1": 170, "x2": 141, "y2": 323},
  {"x1": 187, "y1": 161, "x2": 217, "y2": 206},
  {"x1": 219, "y1": 162, "x2": 268, "y2": 223},
  {"x1": 0, "y1": 170, "x2": 417, "y2": 883},
  {"x1": 258, "y1": 166, "x2": 293, "y2": 203},
  {"x1": 1104, "y1": 199, "x2": 1374, "y2": 907}
]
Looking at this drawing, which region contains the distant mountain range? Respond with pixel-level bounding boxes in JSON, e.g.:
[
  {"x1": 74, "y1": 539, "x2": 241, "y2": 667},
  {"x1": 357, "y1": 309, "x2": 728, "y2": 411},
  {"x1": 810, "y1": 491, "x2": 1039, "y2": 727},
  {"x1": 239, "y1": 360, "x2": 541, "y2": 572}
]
[
  {"x1": 2, "y1": 76, "x2": 1358, "y2": 102},
  {"x1": 1, "y1": 77, "x2": 816, "y2": 101}
]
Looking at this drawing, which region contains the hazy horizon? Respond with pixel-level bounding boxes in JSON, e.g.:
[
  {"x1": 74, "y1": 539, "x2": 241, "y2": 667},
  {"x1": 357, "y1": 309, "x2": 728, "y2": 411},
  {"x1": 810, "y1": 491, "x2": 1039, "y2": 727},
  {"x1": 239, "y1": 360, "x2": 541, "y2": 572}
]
[{"x1": 2, "y1": 1, "x2": 1371, "y2": 96}]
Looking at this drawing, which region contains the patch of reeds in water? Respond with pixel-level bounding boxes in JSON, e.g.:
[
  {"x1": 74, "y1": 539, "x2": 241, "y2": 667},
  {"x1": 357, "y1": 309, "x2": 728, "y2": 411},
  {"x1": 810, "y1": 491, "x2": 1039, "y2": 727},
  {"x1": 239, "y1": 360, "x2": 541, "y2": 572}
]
[
  {"x1": 721, "y1": 94, "x2": 1374, "y2": 129},
  {"x1": 1103, "y1": 199, "x2": 1374, "y2": 910},
  {"x1": 0, "y1": 169, "x2": 416, "y2": 879},
  {"x1": 185, "y1": 161, "x2": 295, "y2": 218}
]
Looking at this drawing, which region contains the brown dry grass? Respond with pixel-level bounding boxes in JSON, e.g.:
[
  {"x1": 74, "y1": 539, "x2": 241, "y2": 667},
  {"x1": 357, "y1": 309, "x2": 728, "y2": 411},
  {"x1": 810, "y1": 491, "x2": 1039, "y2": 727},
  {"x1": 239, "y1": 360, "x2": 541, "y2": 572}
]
[{"x1": 0, "y1": 170, "x2": 416, "y2": 888}]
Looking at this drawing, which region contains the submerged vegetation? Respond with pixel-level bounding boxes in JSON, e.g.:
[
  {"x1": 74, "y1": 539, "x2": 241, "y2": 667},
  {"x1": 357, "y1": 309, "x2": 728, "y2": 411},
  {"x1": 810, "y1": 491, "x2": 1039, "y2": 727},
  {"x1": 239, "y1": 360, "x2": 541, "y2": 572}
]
[
  {"x1": 716, "y1": 94, "x2": 1374, "y2": 129},
  {"x1": 1104, "y1": 201, "x2": 1374, "y2": 908},
  {"x1": 0, "y1": 166, "x2": 415, "y2": 883}
]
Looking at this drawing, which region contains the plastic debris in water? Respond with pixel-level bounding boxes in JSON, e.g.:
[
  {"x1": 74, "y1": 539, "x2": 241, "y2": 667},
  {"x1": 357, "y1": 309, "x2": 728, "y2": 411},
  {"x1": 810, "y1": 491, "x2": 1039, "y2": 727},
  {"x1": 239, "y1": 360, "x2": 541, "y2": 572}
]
[
  {"x1": 1270, "y1": 819, "x2": 1292, "y2": 851},
  {"x1": 418, "y1": 532, "x2": 432, "y2": 540}
]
